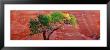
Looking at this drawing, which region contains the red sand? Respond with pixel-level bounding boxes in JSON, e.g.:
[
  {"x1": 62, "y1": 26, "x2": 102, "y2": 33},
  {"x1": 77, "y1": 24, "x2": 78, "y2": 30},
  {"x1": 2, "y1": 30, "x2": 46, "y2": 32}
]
[{"x1": 10, "y1": 10, "x2": 100, "y2": 40}]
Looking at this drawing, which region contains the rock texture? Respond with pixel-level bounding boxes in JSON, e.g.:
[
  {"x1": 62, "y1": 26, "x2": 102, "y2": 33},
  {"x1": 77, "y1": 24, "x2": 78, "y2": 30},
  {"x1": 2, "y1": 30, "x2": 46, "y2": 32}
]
[{"x1": 10, "y1": 10, "x2": 100, "y2": 40}]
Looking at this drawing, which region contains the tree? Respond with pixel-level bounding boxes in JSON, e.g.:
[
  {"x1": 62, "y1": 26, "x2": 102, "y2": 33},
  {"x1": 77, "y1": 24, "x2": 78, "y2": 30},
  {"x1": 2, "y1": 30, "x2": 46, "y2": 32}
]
[{"x1": 29, "y1": 11, "x2": 78, "y2": 40}]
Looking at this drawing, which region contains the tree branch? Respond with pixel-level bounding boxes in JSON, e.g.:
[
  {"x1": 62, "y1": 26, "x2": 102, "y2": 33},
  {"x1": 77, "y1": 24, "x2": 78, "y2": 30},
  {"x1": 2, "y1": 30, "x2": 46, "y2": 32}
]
[{"x1": 46, "y1": 25, "x2": 62, "y2": 40}]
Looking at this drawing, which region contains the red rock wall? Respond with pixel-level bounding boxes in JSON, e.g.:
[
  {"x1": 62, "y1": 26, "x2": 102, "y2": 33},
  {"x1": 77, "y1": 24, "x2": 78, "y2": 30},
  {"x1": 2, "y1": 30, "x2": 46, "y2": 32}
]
[{"x1": 10, "y1": 10, "x2": 100, "y2": 40}]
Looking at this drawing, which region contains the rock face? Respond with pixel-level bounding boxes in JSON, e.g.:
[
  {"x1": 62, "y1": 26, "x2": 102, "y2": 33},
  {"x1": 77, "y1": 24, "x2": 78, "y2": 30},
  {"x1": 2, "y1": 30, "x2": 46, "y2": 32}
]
[{"x1": 10, "y1": 10, "x2": 100, "y2": 40}]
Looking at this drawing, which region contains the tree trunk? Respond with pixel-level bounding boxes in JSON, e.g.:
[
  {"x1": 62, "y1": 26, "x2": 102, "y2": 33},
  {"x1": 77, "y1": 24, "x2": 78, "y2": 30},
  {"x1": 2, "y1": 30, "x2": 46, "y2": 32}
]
[
  {"x1": 47, "y1": 27, "x2": 61, "y2": 40},
  {"x1": 43, "y1": 31, "x2": 47, "y2": 40},
  {"x1": 42, "y1": 28, "x2": 60, "y2": 40},
  {"x1": 43, "y1": 25, "x2": 62, "y2": 40}
]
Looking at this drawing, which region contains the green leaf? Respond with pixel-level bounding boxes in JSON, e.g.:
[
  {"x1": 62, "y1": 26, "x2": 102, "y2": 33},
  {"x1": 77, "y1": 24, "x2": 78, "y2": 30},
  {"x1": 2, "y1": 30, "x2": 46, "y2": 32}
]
[
  {"x1": 38, "y1": 15, "x2": 50, "y2": 26},
  {"x1": 69, "y1": 14, "x2": 78, "y2": 26},
  {"x1": 29, "y1": 18, "x2": 42, "y2": 34},
  {"x1": 51, "y1": 12, "x2": 64, "y2": 22},
  {"x1": 29, "y1": 12, "x2": 78, "y2": 35}
]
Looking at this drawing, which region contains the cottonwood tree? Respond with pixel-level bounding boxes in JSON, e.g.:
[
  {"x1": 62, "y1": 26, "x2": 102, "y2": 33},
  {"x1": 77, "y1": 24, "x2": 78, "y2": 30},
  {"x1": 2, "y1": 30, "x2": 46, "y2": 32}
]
[{"x1": 29, "y1": 11, "x2": 78, "y2": 40}]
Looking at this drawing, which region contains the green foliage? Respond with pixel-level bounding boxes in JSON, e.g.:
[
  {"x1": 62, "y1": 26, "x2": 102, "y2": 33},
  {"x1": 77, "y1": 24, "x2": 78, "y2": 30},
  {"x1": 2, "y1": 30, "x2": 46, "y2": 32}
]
[
  {"x1": 69, "y1": 14, "x2": 78, "y2": 26},
  {"x1": 29, "y1": 11, "x2": 78, "y2": 35},
  {"x1": 51, "y1": 12, "x2": 64, "y2": 22},
  {"x1": 29, "y1": 18, "x2": 40, "y2": 34},
  {"x1": 38, "y1": 15, "x2": 50, "y2": 26}
]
